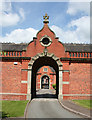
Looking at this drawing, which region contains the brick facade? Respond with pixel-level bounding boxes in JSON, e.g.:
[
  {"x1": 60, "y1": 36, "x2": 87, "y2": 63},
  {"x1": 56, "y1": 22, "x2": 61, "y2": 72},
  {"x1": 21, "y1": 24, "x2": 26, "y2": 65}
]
[
  {"x1": 0, "y1": 14, "x2": 91, "y2": 100},
  {"x1": 69, "y1": 63, "x2": 90, "y2": 94}
]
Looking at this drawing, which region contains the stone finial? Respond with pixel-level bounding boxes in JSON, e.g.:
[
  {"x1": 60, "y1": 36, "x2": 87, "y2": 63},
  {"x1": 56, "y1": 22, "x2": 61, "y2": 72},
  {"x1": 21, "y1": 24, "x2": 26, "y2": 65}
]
[{"x1": 43, "y1": 13, "x2": 49, "y2": 23}]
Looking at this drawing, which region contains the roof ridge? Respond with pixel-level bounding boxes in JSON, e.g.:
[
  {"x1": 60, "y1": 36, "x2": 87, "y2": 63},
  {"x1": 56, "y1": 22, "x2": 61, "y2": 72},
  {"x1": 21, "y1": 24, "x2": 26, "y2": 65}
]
[
  {"x1": 63, "y1": 43, "x2": 91, "y2": 45},
  {"x1": 0, "y1": 43, "x2": 28, "y2": 45}
]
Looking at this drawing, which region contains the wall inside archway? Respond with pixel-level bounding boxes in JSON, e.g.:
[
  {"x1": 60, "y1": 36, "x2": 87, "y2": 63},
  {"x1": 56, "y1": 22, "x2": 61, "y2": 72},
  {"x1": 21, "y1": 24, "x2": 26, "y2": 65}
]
[{"x1": 36, "y1": 66, "x2": 56, "y2": 90}]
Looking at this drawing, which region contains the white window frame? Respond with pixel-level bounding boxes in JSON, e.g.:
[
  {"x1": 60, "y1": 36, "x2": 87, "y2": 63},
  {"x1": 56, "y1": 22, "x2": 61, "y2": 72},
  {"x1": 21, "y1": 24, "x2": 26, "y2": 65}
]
[{"x1": 40, "y1": 35, "x2": 52, "y2": 47}]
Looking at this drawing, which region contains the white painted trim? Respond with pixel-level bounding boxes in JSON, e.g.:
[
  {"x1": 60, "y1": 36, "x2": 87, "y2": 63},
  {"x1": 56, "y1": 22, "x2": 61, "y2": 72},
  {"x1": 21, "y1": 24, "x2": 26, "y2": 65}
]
[
  {"x1": 1, "y1": 93, "x2": 91, "y2": 97},
  {"x1": 21, "y1": 69, "x2": 31, "y2": 71},
  {"x1": 63, "y1": 81, "x2": 69, "y2": 84},
  {"x1": 58, "y1": 67, "x2": 63, "y2": 101},
  {"x1": 0, "y1": 93, "x2": 27, "y2": 95},
  {"x1": 62, "y1": 70, "x2": 69, "y2": 72},
  {"x1": 21, "y1": 81, "x2": 27, "y2": 83},
  {"x1": 40, "y1": 35, "x2": 52, "y2": 47},
  {"x1": 27, "y1": 65, "x2": 32, "y2": 100},
  {"x1": 14, "y1": 62, "x2": 18, "y2": 65},
  {"x1": 39, "y1": 77, "x2": 42, "y2": 89},
  {"x1": 63, "y1": 94, "x2": 92, "y2": 96}
]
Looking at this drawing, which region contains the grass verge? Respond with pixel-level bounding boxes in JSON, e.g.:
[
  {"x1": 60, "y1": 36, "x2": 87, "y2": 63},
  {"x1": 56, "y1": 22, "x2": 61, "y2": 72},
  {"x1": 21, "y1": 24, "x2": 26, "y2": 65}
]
[
  {"x1": 73, "y1": 100, "x2": 92, "y2": 109},
  {"x1": 1, "y1": 100, "x2": 28, "y2": 118}
]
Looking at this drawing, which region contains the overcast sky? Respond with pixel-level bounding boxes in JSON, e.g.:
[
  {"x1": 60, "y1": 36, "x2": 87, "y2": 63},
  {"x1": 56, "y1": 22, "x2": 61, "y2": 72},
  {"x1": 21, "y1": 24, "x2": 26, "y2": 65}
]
[{"x1": 0, "y1": 0, "x2": 91, "y2": 43}]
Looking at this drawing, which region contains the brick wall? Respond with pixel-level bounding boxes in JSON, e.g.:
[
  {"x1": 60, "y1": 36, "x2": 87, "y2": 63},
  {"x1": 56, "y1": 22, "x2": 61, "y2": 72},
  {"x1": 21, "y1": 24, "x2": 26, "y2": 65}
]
[
  {"x1": 2, "y1": 61, "x2": 22, "y2": 100},
  {"x1": 69, "y1": 62, "x2": 91, "y2": 99}
]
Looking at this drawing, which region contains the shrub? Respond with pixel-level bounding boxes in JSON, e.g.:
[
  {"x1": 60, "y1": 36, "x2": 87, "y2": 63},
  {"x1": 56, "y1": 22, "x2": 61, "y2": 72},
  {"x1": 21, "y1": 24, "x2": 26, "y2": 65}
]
[{"x1": 52, "y1": 84, "x2": 56, "y2": 90}]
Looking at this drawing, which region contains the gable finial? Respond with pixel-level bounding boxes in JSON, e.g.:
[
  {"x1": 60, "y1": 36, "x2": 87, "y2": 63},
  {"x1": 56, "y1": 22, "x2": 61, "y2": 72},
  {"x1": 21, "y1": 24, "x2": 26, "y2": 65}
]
[{"x1": 43, "y1": 13, "x2": 49, "y2": 23}]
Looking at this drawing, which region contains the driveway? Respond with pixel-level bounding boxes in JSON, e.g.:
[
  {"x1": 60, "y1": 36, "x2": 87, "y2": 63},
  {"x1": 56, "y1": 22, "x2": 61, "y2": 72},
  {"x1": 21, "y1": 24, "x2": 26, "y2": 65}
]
[{"x1": 26, "y1": 89, "x2": 88, "y2": 119}]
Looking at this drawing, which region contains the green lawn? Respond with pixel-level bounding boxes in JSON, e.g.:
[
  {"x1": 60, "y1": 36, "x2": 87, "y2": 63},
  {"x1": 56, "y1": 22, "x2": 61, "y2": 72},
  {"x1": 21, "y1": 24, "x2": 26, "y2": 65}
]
[
  {"x1": 1, "y1": 100, "x2": 28, "y2": 118},
  {"x1": 73, "y1": 100, "x2": 92, "y2": 109}
]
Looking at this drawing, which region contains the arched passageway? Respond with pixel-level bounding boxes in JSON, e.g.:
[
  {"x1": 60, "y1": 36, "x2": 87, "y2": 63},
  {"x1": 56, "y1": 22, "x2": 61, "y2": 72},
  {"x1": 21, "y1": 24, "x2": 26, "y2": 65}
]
[{"x1": 31, "y1": 57, "x2": 59, "y2": 99}]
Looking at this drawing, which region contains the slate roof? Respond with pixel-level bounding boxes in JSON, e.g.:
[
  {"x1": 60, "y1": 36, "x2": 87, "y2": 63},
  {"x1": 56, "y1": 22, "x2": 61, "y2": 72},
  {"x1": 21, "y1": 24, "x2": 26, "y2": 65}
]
[
  {"x1": 0, "y1": 43, "x2": 92, "y2": 52},
  {"x1": 63, "y1": 43, "x2": 92, "y2": 52},
  {"x1": 0, "y1": 43, "x2": 28, "y2": 51}
]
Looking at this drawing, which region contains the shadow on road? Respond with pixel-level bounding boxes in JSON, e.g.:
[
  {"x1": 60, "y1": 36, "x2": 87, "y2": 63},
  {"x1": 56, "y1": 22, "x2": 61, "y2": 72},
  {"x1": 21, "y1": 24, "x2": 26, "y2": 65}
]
[
  {"x1": 36, "y1": 93, "x2": 57, "y2": 98},
  {"x1": 36, "y1": 89, "x2": 57, "y2": 99}
]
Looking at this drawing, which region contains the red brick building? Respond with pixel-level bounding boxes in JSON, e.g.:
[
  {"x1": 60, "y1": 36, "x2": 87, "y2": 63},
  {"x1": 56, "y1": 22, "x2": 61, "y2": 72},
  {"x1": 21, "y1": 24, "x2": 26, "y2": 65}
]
[{"x1": 0, "y1": 14, "x2": 92, "y2": 101}]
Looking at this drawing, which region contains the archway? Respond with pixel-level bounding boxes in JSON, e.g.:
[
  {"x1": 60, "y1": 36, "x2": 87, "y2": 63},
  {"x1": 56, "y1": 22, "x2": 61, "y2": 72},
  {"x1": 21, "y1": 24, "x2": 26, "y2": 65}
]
[
  {"x1": 41, "y1": 75, "x2": 50, "y2": 89},
  {"x1": 27, "y1": 52, "x2": 63, "y2": 101},
  {"x1": 31, "y1": 57, "x2": 59, "y2": 99}
]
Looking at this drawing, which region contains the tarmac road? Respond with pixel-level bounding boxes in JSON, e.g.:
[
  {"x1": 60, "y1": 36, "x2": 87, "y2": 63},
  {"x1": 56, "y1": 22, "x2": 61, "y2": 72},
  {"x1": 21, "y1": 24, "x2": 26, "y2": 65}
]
[{"x1": 26, "y1": 89, "x2": 88, "y2": 119}]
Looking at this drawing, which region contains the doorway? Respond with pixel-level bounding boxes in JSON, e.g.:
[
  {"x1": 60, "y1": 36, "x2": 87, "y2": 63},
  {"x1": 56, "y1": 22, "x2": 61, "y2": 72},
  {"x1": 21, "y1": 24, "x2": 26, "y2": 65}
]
[{"x1": 41, "y1": 75, "x2": 49, "y2": 89}]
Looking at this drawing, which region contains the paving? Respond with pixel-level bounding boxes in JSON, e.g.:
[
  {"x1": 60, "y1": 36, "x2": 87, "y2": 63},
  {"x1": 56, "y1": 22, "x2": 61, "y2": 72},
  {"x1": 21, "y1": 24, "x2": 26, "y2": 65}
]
[
  {"x1": 26, "y1": 89, "x2": 89, "y2": 119},
  {"x1": 61, "y1": 100, "x2": 92, "y2": 118}
]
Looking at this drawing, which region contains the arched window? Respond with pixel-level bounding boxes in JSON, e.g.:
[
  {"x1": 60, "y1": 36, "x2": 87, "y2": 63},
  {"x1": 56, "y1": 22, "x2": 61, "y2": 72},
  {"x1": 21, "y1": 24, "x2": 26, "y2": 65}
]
[
  {"x1": 81, "y1": 53, "x2": 83, "y2": 57},
  {"x1": 69, "y1": 53, "x2": 71, "y2": 57},
  {"x1": 84, "y1": 53, "x2": 86, "y2": 57},
  {"x1": 87, "y1": 53, "x2": 88, "y2": 57},
  {"x1": 75, "y1": 53, "x2": 77, "y2": 57},
  {"x1": 17, "y1": 52, "x2": 19, "y2": 56},
  {"x1": 90, "y1": 53, "x2": 91, "y2": 57},
  {"x1": 14, "y1": 52, "x2": 16, "y2": 56},
  {"x1": 73, "y1": 53, "x2": 74, "y2": 57},
  {"x1": 78, "y1": 53, "x2": 80, "y2": 57}
]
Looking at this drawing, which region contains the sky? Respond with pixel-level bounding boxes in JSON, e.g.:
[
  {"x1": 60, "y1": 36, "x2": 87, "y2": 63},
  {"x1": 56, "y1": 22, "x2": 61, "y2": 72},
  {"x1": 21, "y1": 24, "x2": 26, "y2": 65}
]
[{"x1": 0, "y1": 0, "x2": 91, "y2": 43}]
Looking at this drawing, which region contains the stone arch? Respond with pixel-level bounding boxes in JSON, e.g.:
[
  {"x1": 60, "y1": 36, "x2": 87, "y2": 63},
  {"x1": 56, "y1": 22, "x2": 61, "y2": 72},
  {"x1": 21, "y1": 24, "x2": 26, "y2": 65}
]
[
  {"x1": 27, "y1": 52, "x2": 63, "y2": 101},
  {"x1": 28, "y1": 52, "x2": 62, "y2": 67}
]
